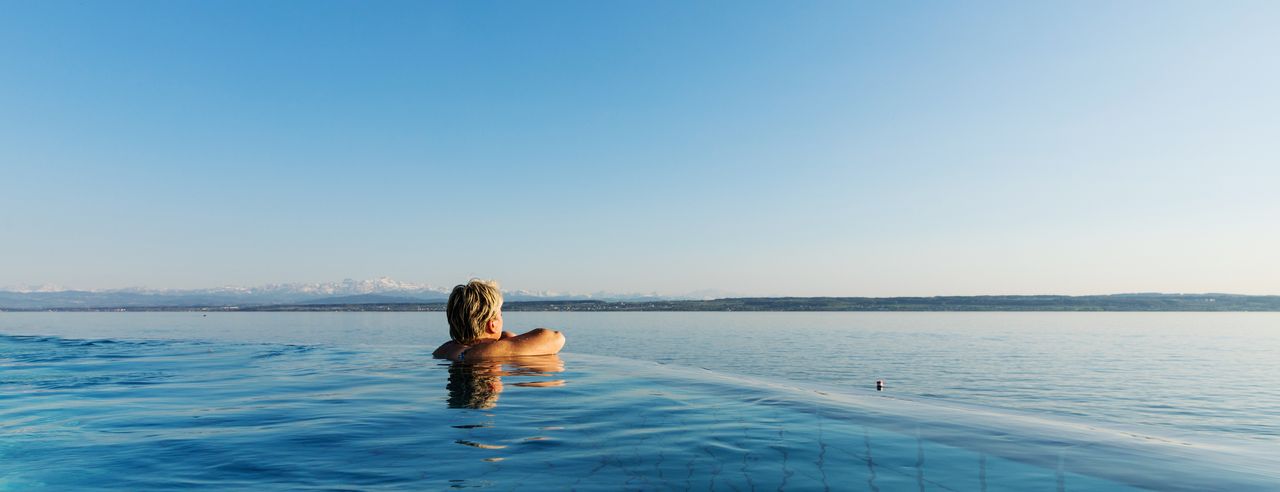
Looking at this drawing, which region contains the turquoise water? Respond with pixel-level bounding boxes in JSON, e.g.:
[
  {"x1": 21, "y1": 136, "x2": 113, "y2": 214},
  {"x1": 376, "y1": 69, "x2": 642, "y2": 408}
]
[{"x1": 2, "y1": 312, "x2": 1278, "y2": 490}]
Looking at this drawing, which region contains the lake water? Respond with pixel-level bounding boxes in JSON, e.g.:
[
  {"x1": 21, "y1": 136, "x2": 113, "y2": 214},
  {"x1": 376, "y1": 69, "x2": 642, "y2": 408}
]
[{"x1": 2, "y1": 312, "x2": 1278, "y2": 490}]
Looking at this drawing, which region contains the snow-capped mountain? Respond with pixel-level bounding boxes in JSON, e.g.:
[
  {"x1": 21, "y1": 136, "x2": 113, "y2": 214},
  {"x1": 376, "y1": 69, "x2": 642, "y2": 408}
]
[
  {"x1": 0, "y1": 277, "x2": 451, "y2": 309},
  {"x1": 202, "y1": 277, "x2": 450, "y2": 297},
  {"x1": 0, "y1": 278, "x2": 723, "y2": 309}
]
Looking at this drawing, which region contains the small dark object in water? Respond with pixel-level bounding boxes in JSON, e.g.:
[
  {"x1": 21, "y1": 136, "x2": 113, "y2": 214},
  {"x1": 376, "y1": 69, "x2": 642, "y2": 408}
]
[{"x1": 876, "y1": 380, "x2": 884, "y2": 391}]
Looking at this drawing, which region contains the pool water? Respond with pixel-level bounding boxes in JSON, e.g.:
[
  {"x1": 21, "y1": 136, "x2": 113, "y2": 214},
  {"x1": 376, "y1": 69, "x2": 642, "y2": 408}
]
[{"x1": 2, "y1": 333, "x2": 1275, "y2": 490}]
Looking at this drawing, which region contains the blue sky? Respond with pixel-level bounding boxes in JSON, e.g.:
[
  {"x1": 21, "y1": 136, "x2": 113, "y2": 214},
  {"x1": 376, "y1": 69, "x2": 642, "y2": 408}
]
[{"x1": 2, "y1": 1, "x2": 1277, "y2": 296}]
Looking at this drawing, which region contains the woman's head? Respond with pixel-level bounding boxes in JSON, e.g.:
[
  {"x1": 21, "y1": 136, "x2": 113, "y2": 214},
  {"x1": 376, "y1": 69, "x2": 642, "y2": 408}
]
[{"x1": 446, "y1": 279, "x2": 503, "y2": 344}]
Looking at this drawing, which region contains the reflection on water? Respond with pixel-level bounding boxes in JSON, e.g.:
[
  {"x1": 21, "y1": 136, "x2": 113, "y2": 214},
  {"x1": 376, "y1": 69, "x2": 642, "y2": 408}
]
[
  {"x1": 446, "y1": 361, "x2": 503, "y2": 409},
  {"x1": 446, "y1": 355, "x2": 566, "y2": 409}
]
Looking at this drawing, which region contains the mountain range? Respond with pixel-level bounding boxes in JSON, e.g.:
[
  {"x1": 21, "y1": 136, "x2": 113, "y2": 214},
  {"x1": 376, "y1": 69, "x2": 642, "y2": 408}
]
[{"x1": 0, "y1": 277, "x2": 727, "y2": 310}]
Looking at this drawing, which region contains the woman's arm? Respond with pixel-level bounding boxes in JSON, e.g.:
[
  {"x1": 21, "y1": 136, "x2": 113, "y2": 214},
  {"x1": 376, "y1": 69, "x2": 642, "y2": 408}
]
[
  {"x1": 508, "y1": 328, "x2": 566, "y2": 355},
  {"x1": 468, "y1": 328, "x2": 565, "y2": 358}
]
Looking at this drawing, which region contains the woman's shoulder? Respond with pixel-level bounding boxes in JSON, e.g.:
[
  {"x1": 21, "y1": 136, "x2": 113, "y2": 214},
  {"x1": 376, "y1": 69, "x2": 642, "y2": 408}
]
[{"x1": 432, "y1": 340, "x2": 465, "y2": 359}]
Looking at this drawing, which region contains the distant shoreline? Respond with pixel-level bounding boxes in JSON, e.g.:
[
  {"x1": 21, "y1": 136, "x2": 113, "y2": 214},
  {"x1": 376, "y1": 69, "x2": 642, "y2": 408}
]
[{"x1": 5, "y1": 294, "x2": 1280, "y2": 312}]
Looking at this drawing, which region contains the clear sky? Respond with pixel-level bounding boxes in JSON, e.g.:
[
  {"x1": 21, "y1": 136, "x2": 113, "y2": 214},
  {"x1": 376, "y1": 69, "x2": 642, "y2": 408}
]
[{"x1": 2, "y1": 1, "x2": 1277, "y2": 296}]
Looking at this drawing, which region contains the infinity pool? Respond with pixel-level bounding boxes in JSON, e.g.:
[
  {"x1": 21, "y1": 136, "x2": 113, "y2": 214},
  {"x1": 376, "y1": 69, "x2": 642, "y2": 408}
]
[{"x1": 2, "y1": 334, "x2": 1275, "y2": 490}]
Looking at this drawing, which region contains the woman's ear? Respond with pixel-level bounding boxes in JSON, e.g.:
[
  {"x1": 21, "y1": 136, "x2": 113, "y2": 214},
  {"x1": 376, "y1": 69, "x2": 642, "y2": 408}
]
[{"x1": 486, "y1": 318, "x2": 500, "y2": 334}]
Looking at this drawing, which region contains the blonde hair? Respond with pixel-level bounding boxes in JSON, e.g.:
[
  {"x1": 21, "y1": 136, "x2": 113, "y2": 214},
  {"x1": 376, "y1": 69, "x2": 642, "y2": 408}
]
[{"x1": 447, "y1": 279, "x2": 503, "y2": 344}]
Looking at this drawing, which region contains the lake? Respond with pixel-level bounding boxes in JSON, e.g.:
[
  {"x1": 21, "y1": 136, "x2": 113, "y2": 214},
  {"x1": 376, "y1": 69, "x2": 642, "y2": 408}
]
[{"x1": 2, "y1": 312, "x2": 1277, "y2": 490}]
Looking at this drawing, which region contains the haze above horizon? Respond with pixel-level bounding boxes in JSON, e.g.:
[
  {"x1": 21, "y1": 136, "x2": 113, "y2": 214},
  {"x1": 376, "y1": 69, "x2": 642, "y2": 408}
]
[{"x1": 3, "y1": 1, "x2": 1278, "y2": 297}]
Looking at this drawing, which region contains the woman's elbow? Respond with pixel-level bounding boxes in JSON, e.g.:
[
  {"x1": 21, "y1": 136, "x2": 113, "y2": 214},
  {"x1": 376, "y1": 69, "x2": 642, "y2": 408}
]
[{"x1": 531, "y1": 328, "x2": 566, "y2": 351}]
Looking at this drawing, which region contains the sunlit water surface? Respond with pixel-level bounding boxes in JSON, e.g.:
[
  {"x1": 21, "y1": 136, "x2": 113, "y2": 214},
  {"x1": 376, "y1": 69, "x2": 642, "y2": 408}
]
[{"x1": 2, "y1": 312, "x2": 1277, "y2": 490}]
